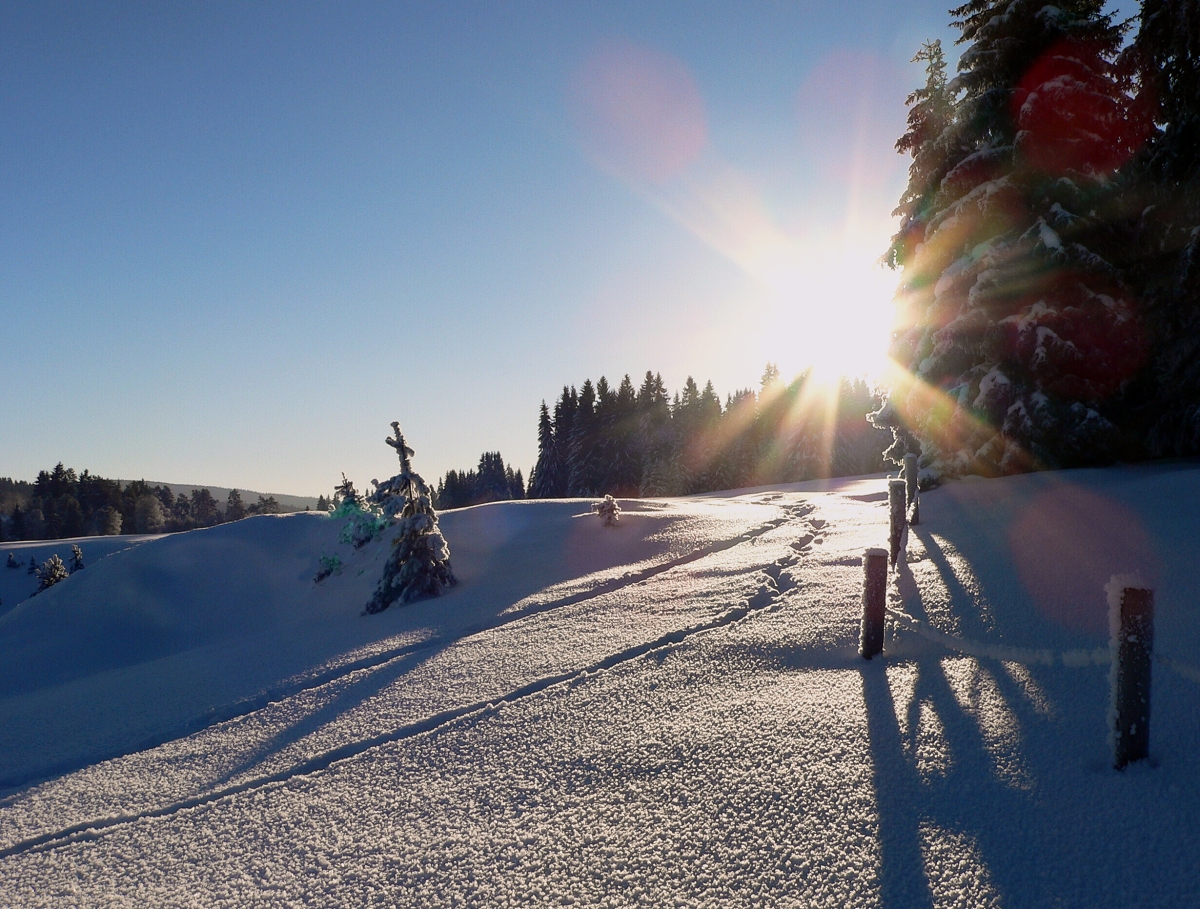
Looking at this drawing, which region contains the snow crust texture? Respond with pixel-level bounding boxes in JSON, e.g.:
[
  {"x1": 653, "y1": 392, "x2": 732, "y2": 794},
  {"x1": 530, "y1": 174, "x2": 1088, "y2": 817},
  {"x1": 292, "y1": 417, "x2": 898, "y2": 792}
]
[{"x1": 1, "y1": 466, "x2": 1199, "y2": 906}]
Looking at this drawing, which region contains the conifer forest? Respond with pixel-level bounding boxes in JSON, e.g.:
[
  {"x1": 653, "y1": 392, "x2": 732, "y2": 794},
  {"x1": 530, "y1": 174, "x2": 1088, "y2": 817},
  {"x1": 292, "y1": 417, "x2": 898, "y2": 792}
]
[
  {"x1": 0, "y1": 466, "x2": 290, "y2": 542},
  {"x1": 875, "y1": 0, "x2": 1200, "y2": 483}
]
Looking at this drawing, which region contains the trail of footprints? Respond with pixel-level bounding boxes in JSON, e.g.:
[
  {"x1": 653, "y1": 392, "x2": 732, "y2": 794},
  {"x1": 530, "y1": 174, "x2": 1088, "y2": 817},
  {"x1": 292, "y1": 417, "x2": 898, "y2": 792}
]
[{"x1": 0, "y1": 499, "x2": 827, "y2": 860}]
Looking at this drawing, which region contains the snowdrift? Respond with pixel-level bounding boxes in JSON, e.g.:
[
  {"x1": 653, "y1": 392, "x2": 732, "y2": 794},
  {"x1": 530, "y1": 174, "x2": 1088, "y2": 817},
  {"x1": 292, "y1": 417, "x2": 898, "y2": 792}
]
[{"x1": 0, "y1": 496, "x2": 783, "y2": 786}]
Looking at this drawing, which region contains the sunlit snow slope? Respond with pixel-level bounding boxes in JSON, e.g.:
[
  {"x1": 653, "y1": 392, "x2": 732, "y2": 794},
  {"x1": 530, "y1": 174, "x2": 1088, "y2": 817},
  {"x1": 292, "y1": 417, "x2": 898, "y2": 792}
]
[{"x1": 1, "y1": 465, "x2": 1199, "y2": 907}]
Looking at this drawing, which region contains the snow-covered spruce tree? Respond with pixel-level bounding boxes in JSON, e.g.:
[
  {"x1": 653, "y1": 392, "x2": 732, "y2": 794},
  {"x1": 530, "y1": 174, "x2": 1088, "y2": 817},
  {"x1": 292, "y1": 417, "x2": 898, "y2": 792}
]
[
  {"x1": 69, "y1": 544, "x2": 84, "y2": 573},
  {"x1": 881, "y1": 1, "x2": 1145, "y2": 481},
  {"x1": 1125, "y1": 0, "x2": 1200, "y2": 455},
  {"x1": 34, "y1": 554, "x2": 68, "y2": 594},
  {"x1": 333, "y1": 473, "x2": 363, "y2": 510},
  {"x1": 364, "y1": 422, "x2": 456, "y2": 614},
  {"x1": 875, "y1": 40, "x2": 958, "y2": 465}
]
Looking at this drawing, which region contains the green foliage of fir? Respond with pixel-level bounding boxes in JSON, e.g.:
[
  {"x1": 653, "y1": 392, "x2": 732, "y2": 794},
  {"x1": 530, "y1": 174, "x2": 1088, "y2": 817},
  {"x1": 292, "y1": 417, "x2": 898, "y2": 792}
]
[{"x1": 880, "y1": 0, "x2": 1159, "y2": 481}]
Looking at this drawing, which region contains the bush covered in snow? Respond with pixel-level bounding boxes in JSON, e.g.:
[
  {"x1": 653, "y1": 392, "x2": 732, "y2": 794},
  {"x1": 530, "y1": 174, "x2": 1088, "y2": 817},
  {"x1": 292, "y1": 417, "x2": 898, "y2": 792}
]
[
  {"x1": 34, "y1": 554, "x2": 68, "y2": 594},
  {"x1": 313, "y1": 553, "x2": 343, "y2": 584},
  {"x1": 328, "y1": 474, "x2": 392, "y2": 550},
  {"x1": 592, "y1": 494, "x2": 621, "y2": 526}
]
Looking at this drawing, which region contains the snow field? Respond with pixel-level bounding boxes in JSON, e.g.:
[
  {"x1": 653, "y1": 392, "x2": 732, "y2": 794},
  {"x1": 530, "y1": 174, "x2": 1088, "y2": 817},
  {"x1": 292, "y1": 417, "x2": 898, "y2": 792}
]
[{"x1": 1, "y1": 466, "x2": 1199, "y2": 906}]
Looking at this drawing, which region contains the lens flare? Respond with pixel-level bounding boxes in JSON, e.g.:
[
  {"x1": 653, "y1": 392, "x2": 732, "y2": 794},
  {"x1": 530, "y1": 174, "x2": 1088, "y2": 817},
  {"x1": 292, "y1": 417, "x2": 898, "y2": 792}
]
[{"x1": 570, "y1": 40, "x2": 708, "y2": 184}]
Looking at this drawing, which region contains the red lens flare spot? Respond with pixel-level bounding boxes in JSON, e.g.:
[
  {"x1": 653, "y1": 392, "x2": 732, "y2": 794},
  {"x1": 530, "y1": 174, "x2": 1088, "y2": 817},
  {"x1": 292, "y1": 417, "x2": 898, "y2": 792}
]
[
  {"x1": 1009, "y1": 485, "x2": 1159, "y2": 635},
  {"x1": 570, "y1": 40, "x2": 708, "y2": 184},
  {"x1": 1011, "y1": 39, "x2": 1154, "y2": 176}
]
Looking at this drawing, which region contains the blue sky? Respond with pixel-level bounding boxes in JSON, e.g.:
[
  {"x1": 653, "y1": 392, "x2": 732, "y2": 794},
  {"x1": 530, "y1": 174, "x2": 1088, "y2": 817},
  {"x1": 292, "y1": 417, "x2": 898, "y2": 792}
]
[{"x1": 0, "y1": 2, "x2": 1135, "y2": 496}]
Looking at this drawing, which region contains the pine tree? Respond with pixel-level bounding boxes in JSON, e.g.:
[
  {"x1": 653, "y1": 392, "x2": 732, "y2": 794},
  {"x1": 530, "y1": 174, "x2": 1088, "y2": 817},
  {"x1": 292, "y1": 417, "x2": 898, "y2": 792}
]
[
  {"x1": 225, "y1": 489, "x2": 247, "y2": 522},
  {"x1": 506, "y1": 466, "x2": 525, "y2": 499},
  {"x1": 568, "y1": 380, "x2": 600, "y2": 496},
  {"x1": 1127, "y1": 0, "x2": 1200, "y2": 454},
  {"x1": 887, "y1": 41, "x2": 958, "y2": 272},
  {"x1": 190, "y1": 488, "x2": 221, "y2": 527},
  {"x1": 365, "y1": 422, "x2": 457, "y2": 614},
  {"x1": 592, "y1": 376, "x2": 619, "y2": 494},
  {"x1": 528, "y1": 402, "x2": 563, "y2": 498},
  {"x1": 9, "y1": 504, "x2": 25, "y2": 541},
  {"x1": 611, "y1": 374, "x2": 641, "y2": 494},
  {"x1": 881, "y1": 1, "x2": 1142, "y2": 481},
  {"x1": 637, "y1": 372, "x2": 675, "y2": 495},
  {"x1": 334, "y1": 473, "x2": 363, "y2": 509},
  {"x1": 551, "y1": 386, "x2": 578, "y2": 497}
]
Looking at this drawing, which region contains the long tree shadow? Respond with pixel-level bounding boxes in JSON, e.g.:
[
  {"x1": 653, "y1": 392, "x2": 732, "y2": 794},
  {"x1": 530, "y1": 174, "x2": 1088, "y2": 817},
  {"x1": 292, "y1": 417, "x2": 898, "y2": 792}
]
[
  {"x1": 860, "y1": 659, "x2": 936, "y2": 909},
  {"x1": 910, "y1": 527, "x2": 995, "y2": 641},
  {"x1": 204, "y1": 635, "x2": 460, "y2": 789},
  {"x1": 858, "y1": 550, "x2": 1051, "y2": 907}
]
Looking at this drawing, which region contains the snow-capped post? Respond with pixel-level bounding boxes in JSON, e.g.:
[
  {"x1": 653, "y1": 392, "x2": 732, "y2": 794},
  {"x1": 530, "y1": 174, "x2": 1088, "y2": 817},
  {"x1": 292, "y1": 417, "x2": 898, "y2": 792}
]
[
  {"x1": 1108, "y1": 576, "x2": 1154, "y2": 769},
  {"x1": 888, "y1": 478, "x2": 907, "y2": 568},
  {"x1": 364, "y1": 422, "x2": 457, "y2": 614},
  {"x1": 903, "y1": 453, "x2": 919, "y2": 525},
  {"x1": 860, "y1": 548, "x2": 888, "y2": 659}
]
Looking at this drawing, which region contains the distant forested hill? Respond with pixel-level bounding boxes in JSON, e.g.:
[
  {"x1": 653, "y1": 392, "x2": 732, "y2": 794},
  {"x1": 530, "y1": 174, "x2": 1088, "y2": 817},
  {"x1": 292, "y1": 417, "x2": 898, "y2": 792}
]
[{"x1": 0, "y1": 465, "x2": 318, "y2": 542}]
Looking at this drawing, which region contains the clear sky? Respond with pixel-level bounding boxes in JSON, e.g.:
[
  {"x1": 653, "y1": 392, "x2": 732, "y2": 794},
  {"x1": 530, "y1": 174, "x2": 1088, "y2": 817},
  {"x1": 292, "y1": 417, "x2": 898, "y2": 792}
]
[{"x1": 0, "y1": 1, "x2": 1134, "y2": 496}]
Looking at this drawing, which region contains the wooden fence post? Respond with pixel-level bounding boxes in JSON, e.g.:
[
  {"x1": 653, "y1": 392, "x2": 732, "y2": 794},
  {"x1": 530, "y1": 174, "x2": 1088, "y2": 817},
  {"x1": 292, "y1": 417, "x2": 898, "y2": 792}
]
[
  {"x1": 903, "y1": 453, "x2": 919, "y2": 526},
  {"x1": 860, "y1": 548, "x2": 888, "y2": 659},
  {"x1": 1109, "y1": 579, "x2": 1154, "y2": 769},
  {"x1": 888, "y1": 479, "x2": 907, "y2": 568}
]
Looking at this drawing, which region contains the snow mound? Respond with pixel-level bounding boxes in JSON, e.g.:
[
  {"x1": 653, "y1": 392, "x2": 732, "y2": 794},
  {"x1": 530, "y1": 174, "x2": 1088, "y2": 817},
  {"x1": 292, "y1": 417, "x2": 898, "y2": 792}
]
[{"x1": 0, "y1": 496, "x2": 785, "y2": 786}]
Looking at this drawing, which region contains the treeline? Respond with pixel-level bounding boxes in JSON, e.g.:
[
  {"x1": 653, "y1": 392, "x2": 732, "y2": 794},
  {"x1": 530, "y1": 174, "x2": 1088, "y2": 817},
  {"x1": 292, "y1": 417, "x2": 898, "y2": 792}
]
[
  {"x1": 434, "y1": 453, "x2": 525, "y2": 510},
  {"x1": 0, "y1": 463, "x2": 292, "y2": 542},
  {"x1": 526, "y1": 367, "x2": 889, "y2": 498}
]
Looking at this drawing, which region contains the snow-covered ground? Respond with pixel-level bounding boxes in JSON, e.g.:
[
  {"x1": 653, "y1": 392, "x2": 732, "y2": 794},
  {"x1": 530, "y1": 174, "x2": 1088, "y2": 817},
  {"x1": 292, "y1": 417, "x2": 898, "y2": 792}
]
[{"x1": 1, "y1": 464, "x2": 1199, "y2": 907}]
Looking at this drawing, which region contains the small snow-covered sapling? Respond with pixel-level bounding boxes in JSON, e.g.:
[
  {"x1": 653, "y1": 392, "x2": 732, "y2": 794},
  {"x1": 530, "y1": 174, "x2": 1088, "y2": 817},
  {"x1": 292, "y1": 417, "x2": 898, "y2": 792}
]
[
  {"x1": 314, "y1": 554, "x2": 343, "y2": 583},
  {"x1": 6, "y1": 552, "x2": 18, "y2": 569},
  {"x1": 34, "y1": 554, "x2": 69, "y2": 594},
  {"x1": 27, "y1": 556, "x2": 37, "y2": 575},
  {"x1": 69, "y1": 544, "x2": 84, "y2": 573},
  {"x1": 593, "y1": 495, "x2": 621, "y2": 527}
]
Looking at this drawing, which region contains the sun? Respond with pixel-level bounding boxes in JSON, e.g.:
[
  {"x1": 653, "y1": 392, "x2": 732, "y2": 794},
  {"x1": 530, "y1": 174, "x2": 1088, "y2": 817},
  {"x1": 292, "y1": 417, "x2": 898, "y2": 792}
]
[{"x1": 759, "y1": 243, "x2": 897, "y2": 385}]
